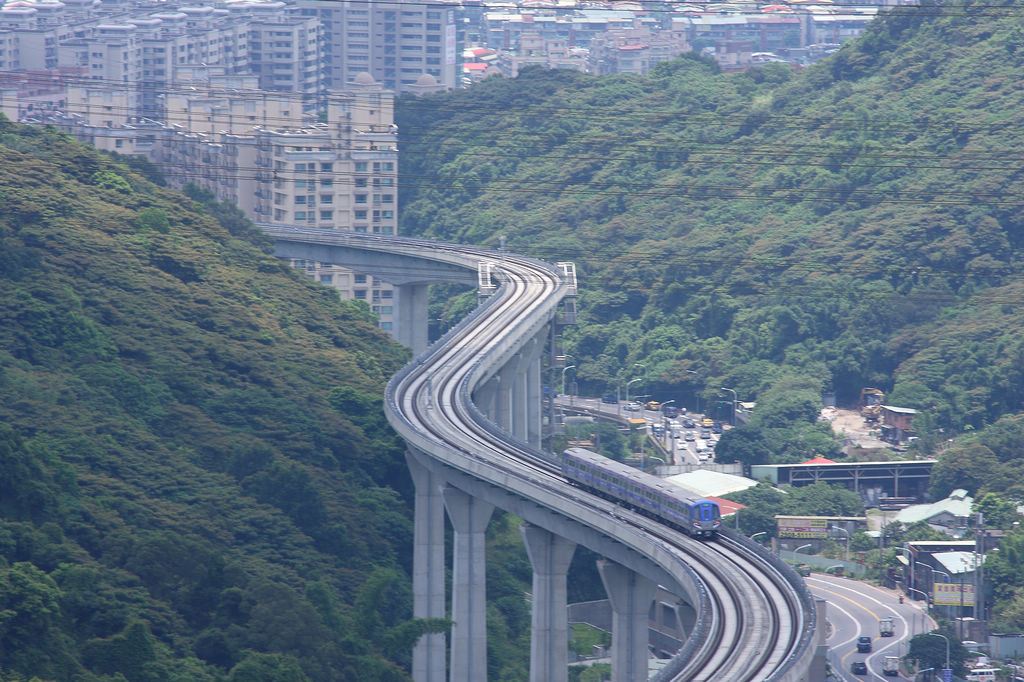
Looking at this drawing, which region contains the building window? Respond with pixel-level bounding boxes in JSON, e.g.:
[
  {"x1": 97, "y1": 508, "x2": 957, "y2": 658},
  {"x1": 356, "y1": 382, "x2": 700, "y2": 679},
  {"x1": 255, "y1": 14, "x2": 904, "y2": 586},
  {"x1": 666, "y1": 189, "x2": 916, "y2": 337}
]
[
  {"x1": 320, "y1": 210, "x2": 333, "y2": 220},
  {"x1": 355, "y1": 162, "x2": 368, "y2": 172},
  {"x1": 355, "y1": 194, "x2": 367, "y2": 203},
  {"x1": 380, "y1": 321, "x2": 393, "y2": 331},
  {"x1": 354, "y1": 274, "x2": 367, "y2": 283},
  {"x1": 355, "y1": 177, "x2": 367, "y2": 187},
  {"x1": 320, "y1": 194, "x2": 333, "y2": 204},
  {"x1": 295, "y1": 211, "x2": 306, "y2": 220},
  {"x1": 319, "y1": 274, "x2": 333, "y2": 283}
]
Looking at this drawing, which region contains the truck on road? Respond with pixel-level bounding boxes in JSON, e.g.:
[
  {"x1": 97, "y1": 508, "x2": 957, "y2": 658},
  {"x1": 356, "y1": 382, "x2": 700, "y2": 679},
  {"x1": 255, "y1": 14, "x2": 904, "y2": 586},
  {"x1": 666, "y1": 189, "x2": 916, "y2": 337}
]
[
  {"x1": 882, "y1": 656, "x2": 900, "y2": 676},
  {"x1": 879, "y1": 617, "x2": 894, "y2": 637}
]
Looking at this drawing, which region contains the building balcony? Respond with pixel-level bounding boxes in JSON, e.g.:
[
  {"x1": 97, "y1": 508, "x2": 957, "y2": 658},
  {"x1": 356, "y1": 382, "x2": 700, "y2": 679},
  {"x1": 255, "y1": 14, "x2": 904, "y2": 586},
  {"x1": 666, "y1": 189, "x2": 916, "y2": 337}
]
[{"x1": 283, "y1": 150, "x2": 335, "y2": 162}]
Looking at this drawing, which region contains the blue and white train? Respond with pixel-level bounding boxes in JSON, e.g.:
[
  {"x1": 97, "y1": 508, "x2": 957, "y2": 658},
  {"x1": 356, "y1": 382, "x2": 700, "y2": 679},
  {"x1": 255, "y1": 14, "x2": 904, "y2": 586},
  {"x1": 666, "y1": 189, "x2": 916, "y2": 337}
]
[{"x1": 561, "y1": 447, "x2": 722, "y2": 539}]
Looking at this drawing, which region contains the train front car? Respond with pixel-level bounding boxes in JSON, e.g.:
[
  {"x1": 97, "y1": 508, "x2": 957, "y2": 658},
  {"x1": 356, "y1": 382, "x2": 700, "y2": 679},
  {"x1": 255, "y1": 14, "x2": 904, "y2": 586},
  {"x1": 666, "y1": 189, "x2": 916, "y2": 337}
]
[
  {"x1": 562, "y1": 447, "x2": 721, "y2": 540},
  {"x1": 688, "y1": 500, "x2": 722, "y2": 538}
]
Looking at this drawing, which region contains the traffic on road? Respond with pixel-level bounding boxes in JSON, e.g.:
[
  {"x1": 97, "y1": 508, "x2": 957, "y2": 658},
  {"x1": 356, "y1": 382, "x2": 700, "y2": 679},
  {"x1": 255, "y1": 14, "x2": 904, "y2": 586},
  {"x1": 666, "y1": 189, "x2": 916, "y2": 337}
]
[
  {"x1": 554, "y1": 394, "x2": 727, "y2": 467},
  {"x1": 806, "y1": 573, "x2": 936, "y2": 681}
]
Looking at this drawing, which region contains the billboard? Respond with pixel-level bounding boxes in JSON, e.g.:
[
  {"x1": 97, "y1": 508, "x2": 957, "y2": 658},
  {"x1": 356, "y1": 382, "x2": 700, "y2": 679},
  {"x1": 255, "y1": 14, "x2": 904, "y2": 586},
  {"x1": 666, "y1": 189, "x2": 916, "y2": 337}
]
[
  {"x1": 934, "y1": 582, "x2": 974, "y2": 607},
  {"x1": 777, "y1": 517, "x2": 828, "y2": 539}
]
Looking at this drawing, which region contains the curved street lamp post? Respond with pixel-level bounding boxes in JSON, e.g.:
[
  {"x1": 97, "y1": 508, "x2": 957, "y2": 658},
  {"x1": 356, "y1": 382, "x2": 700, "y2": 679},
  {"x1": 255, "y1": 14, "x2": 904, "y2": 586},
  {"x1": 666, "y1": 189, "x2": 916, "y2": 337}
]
[
  {"x1": 721, "y1": 386, "x2": 738, "y2": 426},
  {"x1": 626, "y1": 377, "x2": 642, "y2": 408},
  {"x1": 926, "y1": 631, "x2": 951, "y2": 675},
  {"x1": 831, "y1": 525, "x2": 850, "y2": 562},
  {"x1": 560, "y1": 365, "x2": 575, "y2": 425}
]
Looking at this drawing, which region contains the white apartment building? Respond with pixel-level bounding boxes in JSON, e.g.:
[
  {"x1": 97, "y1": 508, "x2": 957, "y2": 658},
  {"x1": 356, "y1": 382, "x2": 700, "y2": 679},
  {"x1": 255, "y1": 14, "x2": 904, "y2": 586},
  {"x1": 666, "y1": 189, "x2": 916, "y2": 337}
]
[
  {"x1": 246, "y1": 12, "x2": 319, "y2": 107},
  {"x1": 60, "y1": 71, "x2": 402, "y2": 334},
  {"x1": 1, "y1": 1, "x2": 321, "y2": 117},
  {"x1": 298, "y1": 0, "x2": 461, "y2": 93},
  {"x1": 151, "y1": 72, "x2": 400, "y2": 333},
  {"x1": 587, "y1": 27, "x2": 689, "y2": 76}
]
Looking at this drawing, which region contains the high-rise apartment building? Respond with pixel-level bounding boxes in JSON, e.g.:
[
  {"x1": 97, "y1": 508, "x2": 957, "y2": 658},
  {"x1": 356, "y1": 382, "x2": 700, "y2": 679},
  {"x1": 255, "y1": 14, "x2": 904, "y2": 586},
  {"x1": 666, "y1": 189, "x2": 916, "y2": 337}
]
[
  {"x1": 152, "y1": 72, "x2": 400, "y2": 334},
  {"x1": 1, "y1": 2, "x2": 321, "y2": 117},
  {"x1": 247, "y1": 13, "x2": 320, "y2": 108},
  {"x1": 298, "y1": 0, "x2": 462, "y2": 93}
]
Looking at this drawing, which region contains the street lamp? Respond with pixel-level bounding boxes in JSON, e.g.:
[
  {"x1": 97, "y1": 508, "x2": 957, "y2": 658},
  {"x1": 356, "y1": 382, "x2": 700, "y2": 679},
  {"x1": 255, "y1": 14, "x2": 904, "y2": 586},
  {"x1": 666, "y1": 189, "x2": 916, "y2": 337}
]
[
  {"x1": 561, "y1": 366, "x2": 576, "y2": 401},
  {"x1": 560, "y1": 365, "x2": 575, "y2": 426},
  {"x1": 926, "y1": 631, "x2": 950, "y2": 674},
  {"x1": 906, "y1": 586, "x2": 930, "y2": 604},
  {"x1": 720, "y1": 387, "x2": 737, "y2": 426},
  {"x1": 661, "y1": 400, "x2": 676, "y2": 448},
  {"x1": 795, "y1": 543, "x2": 813, "y2": 555},
  {"x1": 626, "y1": 377, "x2": 642, "y2": 407},
  {"x1": 831, "y1": 525, "x2": 850, "y2": 562},
  {"x1": 634, "y1": 362, "x2": 647, "y2": 384},
  {"x1": 686, "y1": 369, "x2": 701, "y2": 413},
  {"x1": 634, "y1": 362, "x2": 647, "y2": 403},
  {"x1": 921, "y1": 565, "x2": 949, "y2": 616},
  {"x1": 750, "y1": 531, "x2": 767, "y2": 542}
]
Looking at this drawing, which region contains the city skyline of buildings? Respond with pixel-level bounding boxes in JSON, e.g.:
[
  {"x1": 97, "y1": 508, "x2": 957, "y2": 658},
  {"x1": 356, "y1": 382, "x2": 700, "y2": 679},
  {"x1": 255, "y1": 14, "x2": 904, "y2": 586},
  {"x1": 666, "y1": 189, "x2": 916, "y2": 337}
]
[{"x1": 0, "y1": 0, "x2": 892, "y2": 342}]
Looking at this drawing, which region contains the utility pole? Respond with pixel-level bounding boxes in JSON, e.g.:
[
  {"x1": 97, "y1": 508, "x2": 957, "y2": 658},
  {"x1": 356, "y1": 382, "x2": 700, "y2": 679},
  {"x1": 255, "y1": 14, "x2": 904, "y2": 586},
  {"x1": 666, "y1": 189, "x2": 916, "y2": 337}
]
[{"x1": 976, "y1": 512, "x2": 985, "y2": 623}]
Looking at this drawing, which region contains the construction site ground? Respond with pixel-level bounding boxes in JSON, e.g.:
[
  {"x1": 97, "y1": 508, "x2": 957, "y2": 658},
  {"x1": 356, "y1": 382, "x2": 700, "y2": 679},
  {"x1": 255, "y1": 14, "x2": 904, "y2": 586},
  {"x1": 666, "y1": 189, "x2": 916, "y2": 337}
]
[{"x1": 820, "y1": 406, "x2": 892, "y2": 453}]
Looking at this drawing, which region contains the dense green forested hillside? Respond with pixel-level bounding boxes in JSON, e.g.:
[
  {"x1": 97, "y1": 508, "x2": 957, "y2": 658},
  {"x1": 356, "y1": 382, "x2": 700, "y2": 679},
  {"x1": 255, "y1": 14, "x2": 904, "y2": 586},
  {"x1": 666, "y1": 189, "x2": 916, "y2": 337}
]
[
  {"x1": 398, "y1": 2, "x2": 1024, "y2": 451},
  {"x1": 0, "y1": 121, "x2": 439, "y2": 680}
]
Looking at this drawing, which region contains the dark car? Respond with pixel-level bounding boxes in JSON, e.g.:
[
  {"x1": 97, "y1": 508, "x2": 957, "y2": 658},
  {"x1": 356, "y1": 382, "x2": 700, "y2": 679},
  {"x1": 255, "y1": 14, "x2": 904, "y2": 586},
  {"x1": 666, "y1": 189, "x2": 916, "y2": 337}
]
[
  {"x1": 662, "y1": 405, "x2": 680, "y2": 418},
  {"x1": 601, "y1": 394, "x2": 617, "y2": 404},
  {"x1": 851, "y1": 661, "x2": 867, "y2": 675},
  {"x1": 682, "y1": 418, "x2": 696, "y2": 429},
  {"x1": 857, "y1": 636, "x2": 872, "y2": 653},
  {"x1": 711, "y1": 422, "x2": 723, "y2": 434}
]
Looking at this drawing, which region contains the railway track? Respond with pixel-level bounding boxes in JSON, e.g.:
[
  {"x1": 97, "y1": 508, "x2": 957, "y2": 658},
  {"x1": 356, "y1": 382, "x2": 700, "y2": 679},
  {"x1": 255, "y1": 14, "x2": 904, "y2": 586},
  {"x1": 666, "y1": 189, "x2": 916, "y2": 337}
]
[{"x1": 265, "y1": 226, "x2": 816, "y2": 680}]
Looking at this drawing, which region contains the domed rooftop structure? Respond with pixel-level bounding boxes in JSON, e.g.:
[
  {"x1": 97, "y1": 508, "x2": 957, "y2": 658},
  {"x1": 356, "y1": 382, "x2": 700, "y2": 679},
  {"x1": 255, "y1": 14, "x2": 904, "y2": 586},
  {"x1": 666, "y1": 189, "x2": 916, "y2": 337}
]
[
  {"x1": 406, "y1": 71, "x2": 446, "y2": 96},
  {"x1": 353, "y1": 72, "x2": 377, "y2": 85}
]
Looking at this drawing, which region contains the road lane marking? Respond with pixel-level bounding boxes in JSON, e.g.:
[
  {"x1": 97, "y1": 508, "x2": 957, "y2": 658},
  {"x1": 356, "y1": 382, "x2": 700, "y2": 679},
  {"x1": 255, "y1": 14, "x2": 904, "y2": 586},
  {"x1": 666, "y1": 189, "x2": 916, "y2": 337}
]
[{"x1": 809, "y1": 580, "x2": 915, "y2": 681}]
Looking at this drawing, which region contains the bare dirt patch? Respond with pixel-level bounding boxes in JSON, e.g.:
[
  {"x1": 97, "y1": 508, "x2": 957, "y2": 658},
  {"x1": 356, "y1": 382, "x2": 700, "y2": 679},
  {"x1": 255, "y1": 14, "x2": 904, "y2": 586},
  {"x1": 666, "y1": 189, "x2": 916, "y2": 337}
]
[{"x1": 820, "y1": 406, "x2": 892, "y2": 453}]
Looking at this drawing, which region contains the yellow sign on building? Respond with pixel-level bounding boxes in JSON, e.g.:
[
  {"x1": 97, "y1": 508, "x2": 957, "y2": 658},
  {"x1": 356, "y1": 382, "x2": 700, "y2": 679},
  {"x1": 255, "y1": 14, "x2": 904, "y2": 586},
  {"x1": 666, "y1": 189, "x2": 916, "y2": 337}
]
[
  {"x1": 777, "y1": 517, "x2": 828, "y2": 539},
  {"x1": 934, "y1": 582, "x2": 974, "y2": 607}
]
